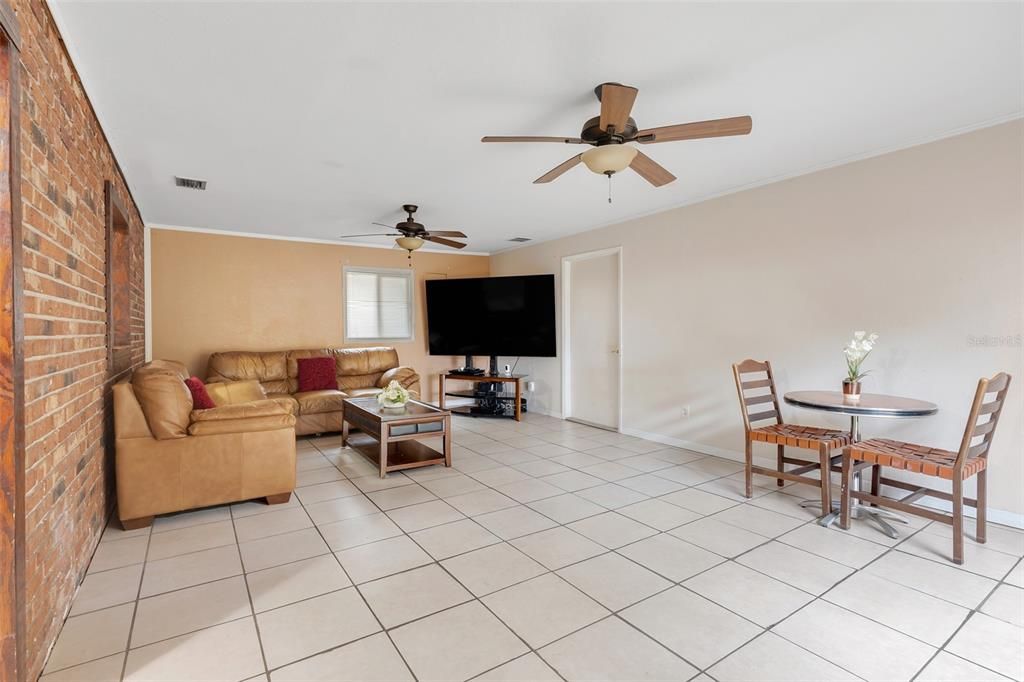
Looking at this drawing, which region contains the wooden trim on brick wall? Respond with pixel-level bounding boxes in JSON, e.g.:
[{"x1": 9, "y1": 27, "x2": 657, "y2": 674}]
[
  {"x1": 0, "y1": 0, "x2": 19, "y2": 51},
  {"x1": 105, "y1": 180, "x2": 132, "y2": 378},
  {"x1": 0, "y1": 1, "x2": 26, "y2": 679}
]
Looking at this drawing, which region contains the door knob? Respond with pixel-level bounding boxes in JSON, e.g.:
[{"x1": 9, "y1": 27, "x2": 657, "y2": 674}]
[{"x1": 611, "y1": 349, "x2": 620, "y2": 354}]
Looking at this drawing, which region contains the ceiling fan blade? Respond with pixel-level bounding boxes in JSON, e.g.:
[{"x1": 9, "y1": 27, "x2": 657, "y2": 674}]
[
  {"x1": 533, "y1": 154, "x2": 582, "y2": 184},
  {"x1": 424, "y1": 235, "x2": 467, "y2": 249},
  {"x1": 426, "y1": 231, "x2": 467, "y2": 238},
  {"x1": 629, "y1": 151, "x2": 676, "y2": 187},
  {"x1": 599, "y1": 83, "x2": 639, "y2": 134},
  {"x1": 339, "y1": 233, "x2": 400, "y2": 238},
  {"x1": 636, "y1": 115, "x2": 752, "y2": 143},
  {"x1": 372, "y1": 222, "x2": 397, "y2": 229},
  {"x1": 481, "y1": 136, "x2": 584, "y2": 144}
]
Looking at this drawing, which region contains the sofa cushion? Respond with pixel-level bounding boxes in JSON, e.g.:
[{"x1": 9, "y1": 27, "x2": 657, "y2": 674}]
[
  {"x1": 188, "y1": 413, "x2": 296, "y2": 437},
  {"x1": 335, "y1": 347, "x2": 399, "y2": 375},
  {"x1": 190, "y1": 401, "x2": 292, "y2": 423},
  {"x1": 206, "y1": 351, "x2": 289, "y2": 395},
  {"x1": 294, "y1": 390, "x2": 348, "y2": 415},
  {"x1": 132, "y1": 363, "x2": 193, "y2": 440},
  {"x1": 297, "y1": 357, "x2": 338, "y2": 392},
  {"x1": 185, "y1": 376, "x2": 216, "y2": 409},
  {"x1": 206, "y1": 380, "x2": 267, "y2": 406}
]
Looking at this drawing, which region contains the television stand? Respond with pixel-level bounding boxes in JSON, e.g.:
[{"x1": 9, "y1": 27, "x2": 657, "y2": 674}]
[{"x1": 438, "y1": 373, "x2": 527, "y2": 421}]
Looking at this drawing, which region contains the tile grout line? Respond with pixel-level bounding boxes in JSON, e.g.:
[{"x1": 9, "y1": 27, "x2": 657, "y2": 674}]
[
  {"x1": 335, "y1": 422, "x2": 1024, "y2": 677},
  {"x1": 293, "y1": 481, "x2": 422, "y2": 682},
  {"x1": 229, "y1": 502, "x2": 274, "y2": 680},
  {"x1": 117, "y1": 520, "x2": 153, "y2": 682},
  {"x1": 308, "y1": 434, "x2": 542, "y2": 681},
  {"x1": 40, "y1": 418, "x2": 735, "y2": 677},
  {"x1": 313, "y1": 428, "x2": 575, "y2": 679},
  {"x1": 732, "y1": 483, "x2": 1010, "y2": 680},
  {"x1": 269, "y1": 429, "x2": 1020, "y2": 678},
  {"x1": 320, "y1": 430, "x2": 777, "y2": 679},
  {"x1": 51, "y1": 419, "x2": 1024, "y2": 680},
  {"x1": 909, "y1": 552, "x2": 1021, "y2": 681}
]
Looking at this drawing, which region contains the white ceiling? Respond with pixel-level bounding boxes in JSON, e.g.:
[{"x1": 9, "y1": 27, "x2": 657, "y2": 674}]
[{"x1": 52, "y1": 1, "x2": 1022, "y2": 254}]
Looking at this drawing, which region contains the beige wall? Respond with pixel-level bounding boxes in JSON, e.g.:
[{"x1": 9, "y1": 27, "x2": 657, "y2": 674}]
[
  {"x1": 492, "y1": 121, "x2": 1024, "y2": 521},
  {"x1": 150, "y1": 230, "x2": 489, "y2": 400}
]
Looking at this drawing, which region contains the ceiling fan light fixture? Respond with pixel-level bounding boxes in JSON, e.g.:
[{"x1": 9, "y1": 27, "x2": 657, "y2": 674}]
[
  {"x1": 581, "y1": 144, "x2": 638, "y2": 175},
  {"x1": 396, "y1": 236, "x2": 425, "y2": 252}
]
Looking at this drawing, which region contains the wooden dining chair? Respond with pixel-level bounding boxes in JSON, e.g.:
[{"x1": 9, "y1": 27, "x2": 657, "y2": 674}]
[
  {"x1": 732, "y1": 359, "x2": 853, "y2": 513},
  {"x1": 840, "y1": 372, "x2": 1012, "y2": 565}
]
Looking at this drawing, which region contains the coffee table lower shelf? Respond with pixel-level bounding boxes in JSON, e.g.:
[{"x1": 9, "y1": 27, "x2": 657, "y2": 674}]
[{"x1": 345, "y1": 431, "x2": 448, "y2": 475}]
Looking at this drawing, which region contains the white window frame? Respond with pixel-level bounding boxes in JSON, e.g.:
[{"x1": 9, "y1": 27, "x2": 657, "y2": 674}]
[{"x1": 343, "y1": 266, "x2": 415, "y2": 343}]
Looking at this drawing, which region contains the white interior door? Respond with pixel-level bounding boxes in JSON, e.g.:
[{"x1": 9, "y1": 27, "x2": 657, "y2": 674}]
[{"x1": 565, "y1": 249, "x2": 620, "y2": 430}]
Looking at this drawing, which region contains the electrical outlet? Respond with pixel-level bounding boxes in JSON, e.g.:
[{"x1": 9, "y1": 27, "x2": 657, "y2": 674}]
[
  {"x1": 681, "y1": 406, "x2": 690, "y2": 417},
  {"x1": 527, "y1": 381, "x2": 536, "y2": 392}
]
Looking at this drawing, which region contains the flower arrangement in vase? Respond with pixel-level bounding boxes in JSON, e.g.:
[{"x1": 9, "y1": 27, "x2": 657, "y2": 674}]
[
  {"x1": 377, "y1": 380, "x2": 410, "y2": 411},
  {"x1": 842, "y1": 331, "x2": 878, "y2": 400}
]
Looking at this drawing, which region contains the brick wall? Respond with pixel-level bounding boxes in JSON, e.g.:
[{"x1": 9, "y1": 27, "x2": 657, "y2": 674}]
[{"x1": 14, "y1": 1, "x2": 146, "y2": 677}]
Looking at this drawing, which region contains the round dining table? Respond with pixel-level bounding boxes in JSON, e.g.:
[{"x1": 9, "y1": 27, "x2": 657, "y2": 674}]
[{"x1": 783, "y1": 390, "x2": 938, "y2": 538}]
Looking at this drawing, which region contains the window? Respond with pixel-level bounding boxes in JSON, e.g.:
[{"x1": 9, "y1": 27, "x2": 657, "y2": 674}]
[{"x1": 344, "y1": 267, "x2": 414, "y2": 341}]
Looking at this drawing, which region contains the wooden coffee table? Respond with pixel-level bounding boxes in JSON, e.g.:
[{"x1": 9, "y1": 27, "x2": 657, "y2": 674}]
[{"x1": 342, "y1": 397, "x2": 452, "y2": 479}]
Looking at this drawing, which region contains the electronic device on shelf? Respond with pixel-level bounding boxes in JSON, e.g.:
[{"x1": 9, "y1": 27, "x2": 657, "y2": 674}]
[{"x1": 448, "y1": 367, "x2": 485, "y2": 376}]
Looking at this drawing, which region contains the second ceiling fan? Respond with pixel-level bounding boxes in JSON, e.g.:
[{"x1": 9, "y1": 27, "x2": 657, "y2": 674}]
[
  {"x1": 339, "y1": 204, "x2": 468, "y2": 252},
  {"x1": 482, "y1": 82, "x2": 752, "y2": 188}
]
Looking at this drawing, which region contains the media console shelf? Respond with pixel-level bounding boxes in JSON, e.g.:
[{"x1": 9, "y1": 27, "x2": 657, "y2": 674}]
[{"x1": 438, "y1": 373, "x2": 527, "y2": 422}]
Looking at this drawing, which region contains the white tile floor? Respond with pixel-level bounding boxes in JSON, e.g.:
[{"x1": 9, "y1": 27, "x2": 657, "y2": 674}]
[{"x1": 42, "y1": 414, "x2": 1024, "y2": 682}]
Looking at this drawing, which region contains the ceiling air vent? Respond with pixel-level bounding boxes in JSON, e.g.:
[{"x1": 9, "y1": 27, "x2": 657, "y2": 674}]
[
  {"x1": 508, "y1": 237, "x2": 532, "y2": 243},
  {"x1": 174, "y1": 176, "x2": 207, "y2": 190}
]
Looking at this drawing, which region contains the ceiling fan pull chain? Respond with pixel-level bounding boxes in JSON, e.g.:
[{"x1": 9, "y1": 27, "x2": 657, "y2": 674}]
[{"x1": 607, "y1": 172, "x2": 613, "y2": 204}]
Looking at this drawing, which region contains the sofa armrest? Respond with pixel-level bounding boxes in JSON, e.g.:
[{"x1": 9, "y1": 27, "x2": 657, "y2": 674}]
[
  {"x1": 190, "y1": 400, "x2": 292, "y2": 424},
  {"x1": 188, "y1": 413, "x2": 296, "y2": 437},
  {"x1": 378, "y1": 366, "x2": 420, "y2": 391},
  {"x1": 114, "y1": 382, "x2": 155, "y2": 440}
]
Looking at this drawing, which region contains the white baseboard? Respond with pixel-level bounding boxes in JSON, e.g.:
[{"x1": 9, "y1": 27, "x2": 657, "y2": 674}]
[
  {"x1": 619, "y1": 426, "x2": 744, "y2": 462},
  {"x1": 618, "y1": 426, "x2": 1024, "y2": 530}
]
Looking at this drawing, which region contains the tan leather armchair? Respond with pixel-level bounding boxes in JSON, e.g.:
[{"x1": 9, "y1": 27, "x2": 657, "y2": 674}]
[
  {"x1": 114, "y1": 360, "x2": 297, "y2": 529},
  {"x1": 206, "y1": 346, "x2": 420, "y2": 436}
]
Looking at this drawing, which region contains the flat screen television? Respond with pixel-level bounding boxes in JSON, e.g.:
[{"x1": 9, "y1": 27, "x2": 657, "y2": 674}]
[{"x1": 425, "y1": 274, "x2": 556, "y2": 359}]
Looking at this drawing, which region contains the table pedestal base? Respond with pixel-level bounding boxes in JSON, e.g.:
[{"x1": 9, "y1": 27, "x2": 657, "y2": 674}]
[{"x1": 799, "y1": 499, "x2": 908, "y2": 539}]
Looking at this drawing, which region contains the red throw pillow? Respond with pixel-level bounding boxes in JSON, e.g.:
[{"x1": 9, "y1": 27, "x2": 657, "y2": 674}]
[
  {"x1": 297, "y1": 356, "x2": 338, "y2": 392},
  {"x1": 184, "y1": 376, "x2": 216, "y2": 410}
]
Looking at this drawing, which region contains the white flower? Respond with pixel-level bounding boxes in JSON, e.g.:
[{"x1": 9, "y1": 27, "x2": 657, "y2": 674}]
[
  {"x1": 844, "y1": 331, "x2": 879, "y2": 381},
  {"x1": 377, "y1": 380, "x2": 410, "y2": 406}
]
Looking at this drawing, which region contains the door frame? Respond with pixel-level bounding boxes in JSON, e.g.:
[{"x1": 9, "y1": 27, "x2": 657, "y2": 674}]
[
  {"x1": 560, "y1": 246, "x2": 623, "y2": 431},
  {"x1": 0, "y1": 2, "x2": 24, "y2": 681}
]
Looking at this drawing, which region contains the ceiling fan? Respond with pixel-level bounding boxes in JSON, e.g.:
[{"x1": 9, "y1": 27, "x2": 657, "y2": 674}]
[
  {"x1": 339, "y1": 204, "x2": 468, "y2": 252},
  {"x1": 482, "y1": 82, "x2": 752, "y2": 189}
]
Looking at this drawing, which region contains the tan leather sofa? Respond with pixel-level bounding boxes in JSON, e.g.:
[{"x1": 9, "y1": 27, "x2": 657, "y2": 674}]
[
  {"x1": 206, "y1": 347, "x2": 420, "y2": 436},
  {"x1": 114, "y1": 360, "x2": 297, "y2": 529}
]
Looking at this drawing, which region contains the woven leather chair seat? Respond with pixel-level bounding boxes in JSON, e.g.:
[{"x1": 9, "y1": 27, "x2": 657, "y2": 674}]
[
  {"x1": 750, "y1": 424, "x2": 851, "y2": 450},
  {"x1": 847, "y1": 438, "x2": 986, "y2": 480}
]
